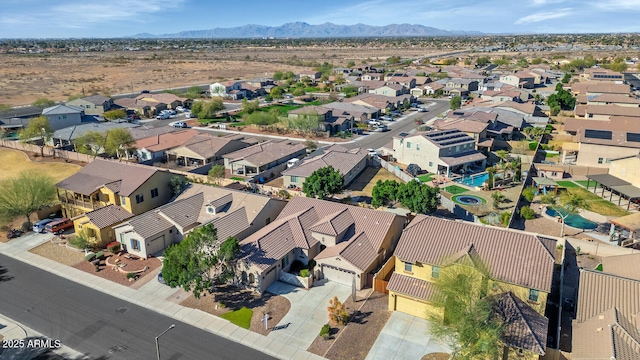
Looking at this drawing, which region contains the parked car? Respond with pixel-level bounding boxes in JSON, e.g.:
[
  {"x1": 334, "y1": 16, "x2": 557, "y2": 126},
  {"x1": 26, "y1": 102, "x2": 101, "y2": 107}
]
[
  {"x1": 44, "y1": 218, "x2": 73, "y2": 234},
  {"x1": 33, "y1": 219, "x2": 54, "y2": 233},
  {"x1": 418, "y1": 107, "x2": 428, "y2": 112},
  {"x1": 156, "y1": 113, "x2": 171, "y2": 120},
  {"x1": 367, "y1": 148, "x2": 379, "y2": 157},
  {"x1": 175, "y1": 106, "x2": 185, "y2": 112},
  {"x1": 375, "y1": 125, "x2": 388, "y2": 132},
  {"x1": 367, "y1": 120, "x2": 381, "y2": 126},
  {"x1": 172, "y1": 121, "x2": 188, "y2": 128},
  {"x1": 380, "y1": 116, "x2": 393, "y2": 121}
]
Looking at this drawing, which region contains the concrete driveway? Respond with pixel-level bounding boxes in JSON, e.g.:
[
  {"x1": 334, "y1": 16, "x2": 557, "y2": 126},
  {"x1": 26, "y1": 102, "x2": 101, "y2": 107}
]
[
  {"x1": 266, "y1": 280, "x2": 351, "y2": 351},
  {"x1": 366, "y1": 311, "x2": 451, "y2": 360}
]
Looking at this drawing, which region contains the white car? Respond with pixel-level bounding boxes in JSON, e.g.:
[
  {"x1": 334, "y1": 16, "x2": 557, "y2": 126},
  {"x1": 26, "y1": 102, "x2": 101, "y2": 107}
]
[
  {"x1": 172, "y1": 121, "x2": 188, "y2": 128},
  {"x1": 367, "y1": 148, "x2": 378, "y2": 157},
  {"x1": 418, "y1": 107, "x2": 428, "y2": 112}
]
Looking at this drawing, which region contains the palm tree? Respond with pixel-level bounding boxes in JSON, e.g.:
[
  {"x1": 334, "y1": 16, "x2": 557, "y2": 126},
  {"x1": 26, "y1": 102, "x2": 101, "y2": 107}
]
[
  {"x1": 511, "y1": 157, "x2": 522, "y2": 183},
  {"x1": 486, "y1": 166, "x2": 496, "y2": 190},
  {"x1": 492, "y1": 192, "x2": 506, "y2": 210}
]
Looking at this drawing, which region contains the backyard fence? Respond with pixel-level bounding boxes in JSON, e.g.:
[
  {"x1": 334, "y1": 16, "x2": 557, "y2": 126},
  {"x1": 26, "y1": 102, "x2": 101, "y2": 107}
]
[
  {"x1": 0, "y1": 139, "x2": 94, "y2": 163},
  {"x1": 375, "y1": 157, "x2": 414, "y2": 183}
]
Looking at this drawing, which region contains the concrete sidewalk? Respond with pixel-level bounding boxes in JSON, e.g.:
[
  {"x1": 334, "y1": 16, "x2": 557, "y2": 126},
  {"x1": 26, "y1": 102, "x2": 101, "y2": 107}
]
[{"x1": 0, "y1": 233, "x2": 325, "y2": 360}]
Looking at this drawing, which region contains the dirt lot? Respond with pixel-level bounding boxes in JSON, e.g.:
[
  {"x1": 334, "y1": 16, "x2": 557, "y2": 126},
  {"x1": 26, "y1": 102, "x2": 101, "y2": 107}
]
[
  {"x1": 180, "y1": 284, "x2": 290, "y2": 336},
  {"x1": 0, "y1": 47, "x2": 435, "y2": 106},
  {"x1": 0, "y1": 148, "x2": 82, "y2": 182},
  {"x1": 346, "y1": 167, "x2": 399, "y2": 199}
]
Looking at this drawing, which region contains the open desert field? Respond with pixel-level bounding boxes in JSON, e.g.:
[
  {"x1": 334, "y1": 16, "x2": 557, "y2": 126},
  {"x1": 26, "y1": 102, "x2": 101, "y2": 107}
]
[
  {"x1": 0, "y1": 147, "x2": 82, "y2": 181},
  {"x1": 0, "y1": 47, "x2": 443, "y2": 106}
]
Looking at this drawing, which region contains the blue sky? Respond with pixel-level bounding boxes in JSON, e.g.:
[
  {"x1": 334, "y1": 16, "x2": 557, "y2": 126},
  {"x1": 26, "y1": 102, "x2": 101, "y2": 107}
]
[{"x1": 1, "y1": 0, "x2": 639, "y2": 38}]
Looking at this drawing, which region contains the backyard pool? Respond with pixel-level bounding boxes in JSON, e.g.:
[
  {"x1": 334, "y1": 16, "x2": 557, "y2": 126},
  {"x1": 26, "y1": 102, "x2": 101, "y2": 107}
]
[
  {"x1": 456, "y1": 173, "x2": 500, "y2": 187},
  {"x1": 545, "y1": 208, "x2": 598, "y2": 230}
]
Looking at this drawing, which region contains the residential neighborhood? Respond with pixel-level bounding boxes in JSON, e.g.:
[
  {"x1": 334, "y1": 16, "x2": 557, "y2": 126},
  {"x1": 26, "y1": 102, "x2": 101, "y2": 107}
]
[{"x1": 3, "y1": 22, "x2": 640, "y2": 360}]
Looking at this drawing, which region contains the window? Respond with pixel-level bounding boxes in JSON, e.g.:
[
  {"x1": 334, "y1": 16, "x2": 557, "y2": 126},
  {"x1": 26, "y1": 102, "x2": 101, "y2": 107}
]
[
  {"x1": 119, "y1": 233, "x2": 124, "y2": 243},
  {"x1": 584, "y1": 129, "x2": 612, "y2": 140},
  {"x1": 150, "y1": 188, "x2": 159, "y2": 198},
  {"x1": 605, "y1": 158, "x2": 611, "y2": 164},
  {"x1": 120, "y1": 196, "x2": 127, "y2": 206},
  {"x1": 627, "y1": 133, "x2": 640, "y2": 143},
  {"x1": 432, "y1": 266, "x2": 440, "y2": 279},
  {"x1": 130, "y1": 239, "x2": 140, "y2": 251},
  {"x1": 290, "y1": 176, "x2": 299, "y2": 183},
  {"x1": 529, "y1": 289, "x2": 540, "y2": 302},
  {"x1": 407, "y1": 142, "x2": 412, "y2": 149},
  {"x1": 281, "y1": 255, "x2": 289, "y2": 268},
  {"x1": 135, "y1": 194, "x2": 144, "y2": 204},
  {"x1": 266, "y1": 217, "x2": 271, "y2": 225},
  {"x1": 248, "y1": 273, "x2": 255, "y2": 284},
  {"x1": 416, "y1": 144, "x2": 421, "y2": 151},
  {"x1": 404, "y1": 262, "x2": 413, "y2": 272},
  {"x1": 598, "y1": 157, "x2": 603, "y2": 164}
]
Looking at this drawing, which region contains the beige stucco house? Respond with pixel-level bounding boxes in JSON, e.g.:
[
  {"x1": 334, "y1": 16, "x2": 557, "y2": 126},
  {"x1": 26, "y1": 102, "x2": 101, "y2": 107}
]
[{"x1": 67, "y1": 95, "x2": 114, "y2": 116}]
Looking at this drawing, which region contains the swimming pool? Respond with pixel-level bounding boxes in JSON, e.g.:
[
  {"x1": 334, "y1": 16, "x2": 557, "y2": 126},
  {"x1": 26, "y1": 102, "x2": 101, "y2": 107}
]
[
  {"x1": 457, "y1": 173, "x2": 495, "y2": 187},
  {"x1": 545, "y1": 208, "x2": 598, "y2": 230}
]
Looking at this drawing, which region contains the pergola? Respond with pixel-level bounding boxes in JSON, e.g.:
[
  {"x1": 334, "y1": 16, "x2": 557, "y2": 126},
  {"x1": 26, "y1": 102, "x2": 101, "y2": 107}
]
[
  {"x1": 533, "y1": 177, "x2": 559, "y2": 195},
  {"x1": 586, "y1": 174, "x2": 640, "y2": 211}
]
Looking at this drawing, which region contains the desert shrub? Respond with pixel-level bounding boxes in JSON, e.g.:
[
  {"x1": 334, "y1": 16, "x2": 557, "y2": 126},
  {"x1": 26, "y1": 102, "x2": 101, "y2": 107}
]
[
  {"x1": 519, "y1": 206, "x2": 536, "y2": 220},
  {"x1": 327, "y1": 296, "x2": 349, "y2": 326},
  {"x1": 70, "y1": 231, "x2": 90, "y2": 249},
  {"x1": 21, "y1": 221, "x2": 31, "y2": 232},
  {"x1": 126, "y1": 272, "x2": 137, "y2": 279},
  {"x1": 320, "y1": 324, "x2": 331, "y2": 339},
  {"x1": 290, "y1": 260, "x2": 304, "y2": 273},
  {"x1": 107, "y1": 243, "x2": 121, "y2": 254},
  {"x1": 528, "y1": 142, "x2": 538, "y2": 151},
  {"x1": 299, "y1": 269, "x2": 311, "y2": 278}
]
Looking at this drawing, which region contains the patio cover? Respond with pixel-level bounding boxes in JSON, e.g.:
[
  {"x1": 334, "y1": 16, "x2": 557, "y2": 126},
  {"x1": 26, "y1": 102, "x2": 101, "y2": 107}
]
[
  {"x1": 586, "y1": 174, "x2": 630, "y2": 188},
  {"x1": 610, "y1": 213, "x2": 640, "y2": 231},
  {"x1": 610, "y1": 184, "x2": 640, "y2": 200},
  {"x1": 533, "y1": 177, "x2": 558, "y2": 187}
]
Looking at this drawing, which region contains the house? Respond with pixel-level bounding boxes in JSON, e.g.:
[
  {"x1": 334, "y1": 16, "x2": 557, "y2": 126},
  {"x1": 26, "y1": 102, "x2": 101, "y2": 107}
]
[
  {"x1": 51, "y1": 122, "x2": 139, "y2": 149},
  {"x1": 580, "y1": 68, "x2": 624, "y2": 83},
  {"x1": 346, "y1": 94, "x2": 413, "y2": 113},
  {"x1": 386, "y1": 76, "x2": 416, "y2": 89},
  {"x1": 481, "y1": 90, "x2": 528, "y2": 103},
  {"x1": 73, "y1": 204, "x2": 134, "y2": 247},
  {"x1": 165, "y1": 134, "x2": 257, "y2": 168},
  {"x1": 223, "y1": 140, "x2": 307, "y2": 180},
  {"x1": 421, "y1": 82, "x2": 445, "y2": 96},
  {"x1": 570, "y1": 82, "x2": 631, "y2": 97},
  {"x1": 387, "y1": 215, "x2": 555, "y2": 358},
  {"x1": 67, "y1": 95, "x2": 114, "y2": 116},
  {"x1": 609, "y1": 153, "x2": 640, "y2": 188},
  {"x1": 113, "y1": 97, "x2": 166, "y2": 118},
  {"x1": 443, "y1": 78, "x2": 479, "y2": 95},
  {"x1": 609, "y1": 213, "x2": 640, "y2": 247},
  {"x1": 299, "y1": 71, "x2": 322, "y2": 81},
  {"x1": 210, "y1": 81, "x2": 245, "y2": 99},
  {"x1": 534, "y1": 164, "x2": 565, "y2": 180},
  {"x1": 287, "y1": 106, "x2": 353, "y2": 133},
  {"x1": 113, "y1": 183, "x2": 287, "y2": 259},
  {"x1": 572, "y1": 259, "x2": 640, "y2": 359},
  {"x1": 586, "y1": 94, "x2": 640, "y2": 107},
  {"x1": 281, "y1": 145, "x2": 368, "y2": 189},
  {"x1": 392, "y1": 129, "x2": 487, "y2": 176},
  {"x1": 361, "y1": 73, "x2": 384, "y2": 81},
  {"x1": 134, "y1": 129, "x2": 200, "y2": 162},
  {"x1": 320, "y1": 102, "x2": 380, "y2": 122},
  {"x1": 431, "y1": 118, "x2": 491, "y2": 152},
  {"x1": 372, "y1": 84, "x2": 407, "y2": 97},
  {"x1": 42, "y1": 104, "x2": 85, "y2": 130},
  {"x1": 562, "y1": 116, "x2": 640, "y2": 167},
  {"x1": 238, "y1": 197, "x2": 406, "y2": 292},
  {"x1": 55, "y1": 158, "x2": 181, "y2": 219},
  {"x1": 135, "y1": 93, "x2": 191, "y2": 110},
  {"x1": 499, "y1": 72, "x2": 535, "y2": 89},
  {"x1": 578, "y1": 105, "x2": 640, "y2": 120}
]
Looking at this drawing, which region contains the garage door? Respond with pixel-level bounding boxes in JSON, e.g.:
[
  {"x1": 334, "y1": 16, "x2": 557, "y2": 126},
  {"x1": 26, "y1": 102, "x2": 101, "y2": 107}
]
[
  {"x1": 322, "y1": 265, "x2": 355, "y2": 286},
  {"x1": 394, "y1": 294, "x2": 431, "y2": 318}
]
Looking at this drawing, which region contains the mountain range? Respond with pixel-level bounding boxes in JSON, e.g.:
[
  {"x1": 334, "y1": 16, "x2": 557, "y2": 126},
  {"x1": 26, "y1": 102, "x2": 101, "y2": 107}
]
[{"x1": 130, "y1": 22, "x2": 482, "y2": 38}]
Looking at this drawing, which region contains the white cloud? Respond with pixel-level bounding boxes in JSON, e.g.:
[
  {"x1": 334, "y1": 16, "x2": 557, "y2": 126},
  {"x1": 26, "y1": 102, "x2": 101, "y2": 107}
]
[
  {"x1": 530, "y1": 0, "x2": 565, "y2": 5},
  {"x1": 592, "y1": 0, "x2": 640, "y2": 10},
  {"x1": 514, "y1": 8, "x2": 573, "y2": 24}
]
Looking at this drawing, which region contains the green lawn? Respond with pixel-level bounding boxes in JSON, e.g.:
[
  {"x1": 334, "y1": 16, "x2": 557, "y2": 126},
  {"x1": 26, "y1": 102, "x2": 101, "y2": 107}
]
[
  {"x1": 556, "y1": 180, "x2": 580, "y2": 188},
  {"x1": 444, "y1": 185, "x2": 468, "y2": 195},
  {"x1": 567, "y1": 188, "x2": 630, "y2": 217},
  {"x1": 230, "y1": 177, "x2": 244, "y2": 181},
  {"x1": 219, "y1": 307, "x2": 253, "y2": 329},
  {"x1": 227, "y1": 122, "x2": 246, "y2": 127},
  {"x1": 575, "y1": 180, "x2": 601, "y2": 189},
  {"x1": 418, "y1": 174, "x2": 435, "y2": 182}
]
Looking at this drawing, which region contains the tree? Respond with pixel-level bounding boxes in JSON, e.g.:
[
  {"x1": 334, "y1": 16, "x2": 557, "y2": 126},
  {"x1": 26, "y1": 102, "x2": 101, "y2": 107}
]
[
  {"x1": 491, "y1": 192, "x2": 506, "y2": 210},
  {"x1": 103, "y1": 109, "x2": 127, "y2": 120},
  {"x1": 475, "y1": 56, "x2": 491, "y2": 67},
  {"x1": 32, "y1": 98, "x2": 55, "y2": 107},
  {"x1": 547, "y1": 84, "x2": 575, "y2": 111},
  {"x1": 522, "y1": 186, "x2": 537, "y2": 202},
  {"x1": 270, "y1": 86, "x2": 284, "y2": 99},
  {"x1": 292, "y1": 88, "x2": 306, "y2": 96},
  {"x1": 427, "y1": 265, "x2": 504, "y2": 360},
  {"x1": 519, "y1": 206, "x2": 536, "y2": 220},
  {"x1": 161, "y1": 224, "x2": 240, "y2": 298},
  {"x1": 486, "y1": 167, "x2": 496, "y2": 190},
  {"x1": 327, "y1": 296, "x2": 349, "y2": 326},
  {"x1": 499, "y1": 211, "x2": 511, "y2": 226},
  {"x1": 341, "y1": 85, "x2": 358, "y2": 98},
  {"x1": 186, "y1": 86, "x2": 203, "y2": 99},
  {"x1": 511, "y1": 157, "x2": 522, "y2": 183},
  {"x1": 169, "y1": 176, "x2": 186, "y2": 196},
  {"x1": 73, "y1": 130, "x2": 104, "y2": 156},
  {"x1": 19, "y1": 116, "x2": 53, "y2": 157},
  {"x1": 371, "y1": 180, "x2": 401, "y2": 208},
  {"x1": 273, "y1": 71, "x2": 284, "y2": 80},
  {"x1": 0, "y1": 170, "x2": 56, "y2": 227},
  {"x1": 241, "y1": 98, "x2": 260, "y2": 115},
  {"x1": 303, "y1": 139, "x2": 318, "y2": 152},
  {"x1": 208, "y1": 165, "x2": 226, "y2": 185},
  {"x1": 397, "y1": 180, "x2": 440, "y2": 214},
  {"x1": 561, "y1": 73, "x2": 572, "y2": 84},
  {"x1": 346, "y1": 60, "x2": 355, "y2": 68},
  {"x1": 386, "y1": 56, "x2": 401, "y2": 64},
  {"x1": 449, "y1": 96, "x2": 462, "y2": 110},
  {"x1": 103, "y1": 128, "x2": 135, "y2": 159},
  {"x1": 541, "y1": 191, "x2": 587, "y2": 237},
  {"x1": 303, "y1": 166, "x2": 344, "y2": 199}
]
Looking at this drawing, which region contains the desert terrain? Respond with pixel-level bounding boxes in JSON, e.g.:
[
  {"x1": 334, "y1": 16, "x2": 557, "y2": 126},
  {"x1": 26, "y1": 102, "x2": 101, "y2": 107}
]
[{"x1": 0, "y1": 47, "x2": 441, "y2": 106}]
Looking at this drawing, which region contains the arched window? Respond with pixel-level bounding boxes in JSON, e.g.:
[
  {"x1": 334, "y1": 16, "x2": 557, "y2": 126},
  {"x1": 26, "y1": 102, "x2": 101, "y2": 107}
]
[
  {"x1": 248, "y1": 273, "x2": 255, "y2": 284},
  {"x1": 241, "y1": 271, "x2": 247, "y2": 283}
]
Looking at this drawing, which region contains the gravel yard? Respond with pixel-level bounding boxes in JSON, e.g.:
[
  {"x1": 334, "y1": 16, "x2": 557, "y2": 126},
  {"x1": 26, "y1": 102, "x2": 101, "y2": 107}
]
[
  {"x1": 72, "y1": 253, "x2": 161, "y2": 287},
  {"x1": 29, "y1": 240, "x2": 85, "y2": 266}
]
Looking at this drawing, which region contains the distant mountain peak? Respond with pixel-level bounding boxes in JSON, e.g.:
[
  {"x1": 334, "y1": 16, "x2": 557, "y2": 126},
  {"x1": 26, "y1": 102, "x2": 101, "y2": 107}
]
[{"x1": 130, "y1": 22, "x2": 482, "y2": 39}]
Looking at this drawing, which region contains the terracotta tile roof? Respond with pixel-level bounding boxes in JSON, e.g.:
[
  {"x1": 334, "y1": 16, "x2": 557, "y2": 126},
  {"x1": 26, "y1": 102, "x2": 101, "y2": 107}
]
[
  {"x1": 56, "y1": 158, "x2": 165, "y2": 196},
  {"x1": 394, "y1": 216, "x2": 556, "y2": 292},
  {"x1": 573, "y1": 307, "x2": 640, "y2": 360},
  {"x1": 387, "y1": 272, "x2": 435, "y2": 301},
  {"x1": 586, "y1": 105, "x2": 640, "y2": 118},
  {"x1": 136, "y1": 93, "x2": 187, "y2": 104},
  {"x1": 572, "y1": 82, "x2": 631, "y2": 96},
  {"x1": 565, "y1": 116, "x2": 640, "y2": 148},
  {"x1": 79, "y1": 94, "x2": 110, "y2": 105},
  {"x1": 440, "y1": 152, "x2": 487, "y2": 166},
  {"x1": 589, "y1": 94, "x2": 640, "y2": 105},
  {"x1": 494, "y1": 292, "x2": 549, "y2": 356},
  {"x1": 575, "y1": 269, "x2": 640, "y2": 324},
  {"x1": 167, "y1": 134, "x2": 248, "y2": 160},
  {"x1": 490, "y1": 101, "x2": 536, "y2": 115},
  {"x1": 134, "y1": 129, "x2": 199, "y2": 152},
  {"x1": 281, "y1": 150, "x2": 366, "y2": 179},
  {"x1": 432, "y1": 118, "x2": 489, "y2": 133},
  {"x1": 128, "y1": 126, "x2": 180, "y2": 141},
  {"x1": 125, "y1": 210, "x2": 174, "y2": 239},
  {"x1": 223, "y1": 140, "x2": 306, "y2": 166},
  {"x1": 84, "y1": 204, "x2": 133, "y2": 229},
  {"x1": 240, "y1": 197, "x2": 401, "y2": 270},
  {"x1": 288, "y1": 105, "x2": 332, "y2": 116}
]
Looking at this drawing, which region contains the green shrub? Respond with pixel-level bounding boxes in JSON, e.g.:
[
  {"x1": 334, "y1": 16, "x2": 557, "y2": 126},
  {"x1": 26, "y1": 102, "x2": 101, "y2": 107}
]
[
  {"x1": 21, "y1": 221, "x2": 32, "y2": 232},
  {"x1": 308, "y1": 259, "x2": 317, "y2": 271},
  {"x1": 299, "y1": 269, "x2": 311, "y2": 278},
  {"x1": 107, "y1": 243, "x2": 121, "y2": 254},
  {"x1": 556, "y1": 244, "x2": 564, "y2": 250},
  {"x1": 528, "y1": 142, "x2": 538, "y2": 151},
  {"x1": 126, "y1": 272, "x2": 137, "y2": 279},
  {"x1": 320, "y1": 324, "x2": 331, "y2": 339},
  {"x1": 519, "y1": 206, "x2": 536, "y2": 220},
  {"x1": 85, "y1": 253, "x2": 96, "y2": 261},
  {"x1": 95, "y1": 251, "x2": 105, "y2": 259}
]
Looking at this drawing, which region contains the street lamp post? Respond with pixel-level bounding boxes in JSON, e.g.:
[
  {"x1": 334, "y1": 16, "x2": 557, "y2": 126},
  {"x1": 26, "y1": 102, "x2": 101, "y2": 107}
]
[{"x1": 155, "y1": 324, "x2": 175, "y2": 360}]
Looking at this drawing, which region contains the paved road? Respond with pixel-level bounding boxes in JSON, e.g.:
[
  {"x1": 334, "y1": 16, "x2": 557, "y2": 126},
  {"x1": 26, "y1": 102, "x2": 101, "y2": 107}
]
[{"x1": 0, "y1": 254, "x2": 275, "y2": 360}]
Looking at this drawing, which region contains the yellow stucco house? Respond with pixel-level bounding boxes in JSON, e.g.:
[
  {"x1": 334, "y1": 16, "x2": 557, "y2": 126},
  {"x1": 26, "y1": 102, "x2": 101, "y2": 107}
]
[
  {"x1": 55, "y1": 158, "x2": 183, "y2": 246},
  {"x1": 385, "y1": 215, "x2": 556, "y2": 359}
]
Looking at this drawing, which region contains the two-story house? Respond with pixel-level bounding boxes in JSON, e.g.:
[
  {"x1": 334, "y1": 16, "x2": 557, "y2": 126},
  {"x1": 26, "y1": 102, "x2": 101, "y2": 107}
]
[
  {"x1": 386, "y1": 216, "x2": 556, "y2": 359},
  {"x1": 55, "y1": 158, "x2": 182, "y2": 246},
  {"x1": 500, "y1": 72, "x2": 535, "y2": 89},
  {"x1": 67, "y1": 95, "x2": 114, "y2": 116},
  {"x1": 42, "y1": 104, "x2": 85, "y2": 130},
  {"x1": 210, "y1": 81, "x2": 245, "y2": 99},
  {"x1": 393, "y1": 129, "x2": 486, "y2": 176},
  {"x1": 287, "y1": 106, "x2": 353, "y2": 133}
]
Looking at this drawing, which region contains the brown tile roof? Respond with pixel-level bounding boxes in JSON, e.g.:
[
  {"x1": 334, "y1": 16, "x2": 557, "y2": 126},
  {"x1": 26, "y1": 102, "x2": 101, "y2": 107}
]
[
  {"x1": 564, "y1": 116, "x2": 640, "y2": 149},
  {"x1": 288, "y1": 105, "x2": 332, "y2": 116},
  {"x1": 134, "y1": 129, "x2": 199, "y2": 152},
  {"x1": 494, "y1": 292, "x2": 548, "y2": 356},
  {"x1": 136, "y1": 93, "x2": 187, "y2": 104},
  {"x1": 128, "y1": 126, "x2": 180, "y2": 141},
  {"x1": 576, "y1": 269, "x2": 640, "y2": 324},
  {"x1": 83, "y1": 204, "x2": 133, "y2": 229},
  {"x1": 586, "y1": 105, "x2": 640, "y2": 118},
  {"x1": 572, "y1": 82, "x2": 631, "y2": 96},
  {"x1": 440, "y1": 152, "x2": 487, "y2": 166},
  {"x1": 223, "y1": 140, "x2": 306, "y2": 166},
  {"x1": 535, "y1": 164, "x2": 565, "y2": 173},
  {"x1": 394, "y1": 216, "x2": 556, "y2": 292},
  {"x1": 387, "y1": 272, "x2": 435, "y2": 301},
  {"x1": 56, "y1": 158, "x2": 165, "y2": 196},
  {"x1": 600, "y1": 253, "x2": 640, "y2": 282},
  {"x1": 241, "y1": 197, "x2": 401, "y2": 270},
  {"x1": 432, "y1": 118, "x2": 489, "y2": 134},
  {"x1": 491, "y1": 101, "x2": 536, "y2": 115},
  {"x1": 281, "y1": 150, "x2": 366, "y2": 179},
  {"x1": 589, "y1": 94, "x2": 640, "y2": 105},
  {"x1": 80, "y1": 94, "x2": 110, "y2": 105},
  {"x1": 125, "y1": 209, "x2": 174, "y2": 239},
  {"x1": 573, "y1": 306, "x2": 640, "y2": 360}
]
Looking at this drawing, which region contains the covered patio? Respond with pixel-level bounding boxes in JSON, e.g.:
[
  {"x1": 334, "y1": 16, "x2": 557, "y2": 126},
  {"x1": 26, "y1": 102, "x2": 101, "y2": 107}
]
[
  {"x1": 586, "y1": 174, "x2": 640, "y2": 211},
  {"x1": 533, "y1": 177, "x2": 558, "y2": 195},
  {"x1": 609, "y1": 213, "x2": 640, "y2": 247}
]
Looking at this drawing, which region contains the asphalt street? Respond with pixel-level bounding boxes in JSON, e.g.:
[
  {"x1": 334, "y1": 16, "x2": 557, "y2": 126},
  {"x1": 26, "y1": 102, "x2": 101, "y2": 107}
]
[{"x1": 0, "y1": 254, "x2": 275, "y2": 360}]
